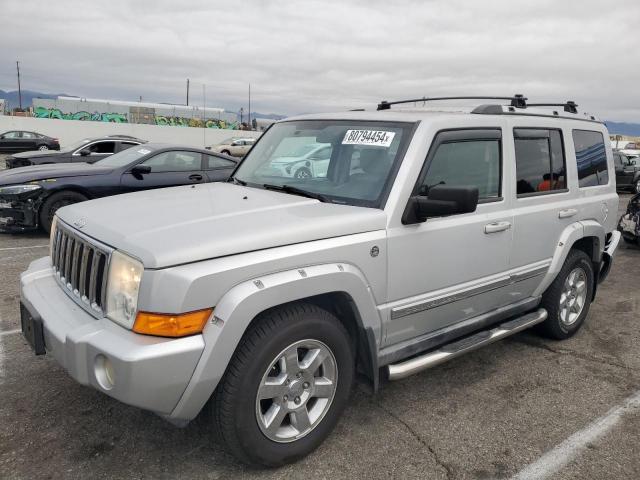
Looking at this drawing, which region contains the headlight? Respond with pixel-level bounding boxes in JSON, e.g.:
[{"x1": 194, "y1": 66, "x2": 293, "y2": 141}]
[
  {"x1": 105, "y1": 250, "x2": 143, "y2": 328},
  {"x1": 49, "y1": 216, "x2": 58, "y2": 257},
  {"x1": 0, "y1": 184, "x2": 41, "y2": 195}
]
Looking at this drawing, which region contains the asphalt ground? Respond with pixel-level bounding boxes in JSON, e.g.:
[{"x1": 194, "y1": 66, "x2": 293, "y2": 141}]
[{"x1": 0, "y1": 153, "x2": 638, "y2": 479}]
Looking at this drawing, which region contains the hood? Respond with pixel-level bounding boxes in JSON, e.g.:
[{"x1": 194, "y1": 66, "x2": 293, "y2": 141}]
[
  {"x1": 57, "y1": 182, "x2": 387, "y2": 268},
  {"x1": 10, "y1": 150, "x2": 66, "y2": 159},
  {"x1": 0, "y1": 163, "x2": 113, "y2": 185}
]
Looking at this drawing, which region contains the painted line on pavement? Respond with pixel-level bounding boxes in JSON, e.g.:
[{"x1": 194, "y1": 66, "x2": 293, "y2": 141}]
[
  {"x1": 0, "y1": 329, "x2": 21, "y2": 337},
  {"x1": 0, "y1": 245, "x2": 48, "y2": 252},
  {"x1": 511, "y1": 389, "x2": 640, "y2": 480}
]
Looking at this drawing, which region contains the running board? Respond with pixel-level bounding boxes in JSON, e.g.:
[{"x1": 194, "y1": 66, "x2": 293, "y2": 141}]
[{"x1": 386, "y1": 308, "x2": 547, "y2": 381}]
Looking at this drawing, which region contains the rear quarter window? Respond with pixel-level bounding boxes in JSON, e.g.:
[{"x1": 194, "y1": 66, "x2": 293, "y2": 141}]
[{"x1": 573, "y1": 130, "x2": 609, "y2": 187}]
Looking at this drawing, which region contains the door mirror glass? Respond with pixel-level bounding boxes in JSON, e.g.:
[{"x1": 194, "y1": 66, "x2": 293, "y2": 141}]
[
  {"x1": 79, "y1": 149, "x2": 91, "y2": 156},
  {"x1": 131, "y1": 164, "x2": 152, "y2": 175},
  {"x1": 404, "y1": 185, "x2": 479, "y2": 224}
]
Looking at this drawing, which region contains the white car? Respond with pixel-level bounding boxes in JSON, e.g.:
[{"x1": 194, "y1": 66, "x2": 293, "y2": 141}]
[
  {"x1": 208, "y1": 137, "x2": 256, "y2": 157},
  {"x1": 268, "y1": 143, "x2": 333, "y2": 178}
]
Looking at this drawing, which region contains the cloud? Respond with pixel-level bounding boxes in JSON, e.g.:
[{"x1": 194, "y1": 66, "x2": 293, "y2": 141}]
[{"x1": 0, "y1": 0, "x2": 637, "y2": 120}]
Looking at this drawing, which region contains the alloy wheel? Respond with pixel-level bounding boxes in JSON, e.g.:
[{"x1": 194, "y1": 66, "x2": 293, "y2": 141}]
[
  {"x1": 255, "y1": 339, "x2": 338, "y2": 443},
  {"x1": 559, "y1": 267, "x2": 587, "y2": 326}
]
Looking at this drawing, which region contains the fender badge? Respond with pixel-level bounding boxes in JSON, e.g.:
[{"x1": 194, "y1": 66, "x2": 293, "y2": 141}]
[
  {"x1": 370, "y1": 246, "x2": 380, "y2": 257},
  {"x1": 73, "y1": 217, "x2": 87, "y2": 229}
]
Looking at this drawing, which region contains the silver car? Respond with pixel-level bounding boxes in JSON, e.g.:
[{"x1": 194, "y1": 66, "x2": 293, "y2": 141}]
[
  {"x1": 20, "y1": 96, "x2": 620, "y2": 467},
  {"x1": 208, "y1": 137, "x2": 256, "y2": 157}
]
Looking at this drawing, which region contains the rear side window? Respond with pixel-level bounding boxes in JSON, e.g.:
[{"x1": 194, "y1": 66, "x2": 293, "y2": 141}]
[
  {"x1": 573, "y1": 130, "x2": 609, "y2": 187},
  {"x1": 205, "y1": 155, "x2": 236, "y2": 169},
  {"x1": 514, "y1": 129, "x2": 566, "y2": 196},
  {"x1": 421, "y1": 139, "x2": 501, "y2": 200}
]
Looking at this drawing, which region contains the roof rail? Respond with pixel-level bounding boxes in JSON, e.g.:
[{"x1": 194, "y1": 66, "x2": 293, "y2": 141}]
[
  {"x1": 527, "y1": 101, "x2": 578, "y2": 114},
  {"x1": 377, "y1": 94, "x2": 527, "y2": 111}
]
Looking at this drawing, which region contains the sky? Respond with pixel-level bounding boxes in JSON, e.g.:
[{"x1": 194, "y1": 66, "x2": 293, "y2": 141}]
[{"x1": 0, "y1": 0, "x2": 638, "y2": 121}]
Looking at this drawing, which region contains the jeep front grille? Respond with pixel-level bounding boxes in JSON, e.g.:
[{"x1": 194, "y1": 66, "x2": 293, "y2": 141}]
[{"x1": 51, "y1": 222, "x2": 112, "y2": 316}]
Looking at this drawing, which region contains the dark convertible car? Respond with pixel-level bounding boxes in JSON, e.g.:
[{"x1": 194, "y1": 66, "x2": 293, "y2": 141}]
[
  {"x1": 4, "y1": 135, "x2": 145, "y2": 169},
  {"x1": 0, "y1": 144, "x2": 237, "y2": 232}
]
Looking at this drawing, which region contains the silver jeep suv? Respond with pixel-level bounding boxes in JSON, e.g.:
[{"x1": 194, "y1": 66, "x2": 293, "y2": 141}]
[{"x1": 20, "y1": 95, "x2": 620, "y2": 466}]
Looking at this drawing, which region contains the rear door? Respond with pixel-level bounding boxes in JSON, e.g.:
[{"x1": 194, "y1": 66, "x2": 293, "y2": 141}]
[
  {"x1": 203, "y1": 154, "x2": 237, "y2": 182},
  {"x1": 120, "y1": 150, "x2": 206, "y2": 192},
  {"x1": 509, "y1": 126, "x2": 572, "y2": 296},
  {"x1": 19, "y1": 131, "x2": 39, "y2": 151}
]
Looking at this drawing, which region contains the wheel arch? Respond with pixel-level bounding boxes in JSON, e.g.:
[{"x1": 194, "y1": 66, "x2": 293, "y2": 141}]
[
  {"x1": 167, "y1": 263, "x2": 382, "y2": 423},
  {"x1": 533, "y1": 221, "x2": 604, "y2": 298}
]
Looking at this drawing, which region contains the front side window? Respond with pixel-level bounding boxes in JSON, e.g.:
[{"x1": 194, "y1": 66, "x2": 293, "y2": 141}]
[
  {"x1": 234, "y1": 120, "x2": 415, "y2": 207},
  {"x1": 573, "y1": 130, "x2": 609, "y2": 187},
  {"x1": 515, "y1": 129, "x2": 566, "y2": 196},
  {"x1": 142, "y1": 150, "x2": 202, "y2": 172},
  {"x1": 96, "y1": 146, "x2": 154, "y2": 168},
  {"x1": 3, "y1": 131, "x2": 20, "y2": 139},
  {"x1": 88, "y1": 141, "x2": 116, "y2": 154},
  {"x1": 419, "y1": 134, "x2": 501, "y2": 200}
]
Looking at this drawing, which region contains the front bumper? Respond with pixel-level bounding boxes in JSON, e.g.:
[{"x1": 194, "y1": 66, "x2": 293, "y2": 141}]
[
  {"x1": 598, "y1": 230, "x2": 621, "y2": 283},
  {"x1": 0, "y1": 200, "x2": 38, "y2": 231},
  {"x1": 20, "y1": 256, "x2": 205, "y2": 417}
]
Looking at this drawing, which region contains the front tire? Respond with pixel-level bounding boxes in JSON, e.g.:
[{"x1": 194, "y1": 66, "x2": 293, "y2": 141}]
[
  {"x1": 635, "y1": 180, "x2": 640, "y2": 194},
  {"x1": 212, "y1": 303, "x2": 354, "y2": 467},
  {"x1": 294, "y1": 167, "x2": 312, "y2": 179},
  {"x1": 221, "y1": 149, "x2": 231, "y2": 156},
  {"x1": 39, "y1": 191, "x2": 88, "y2": 233},
  {"x1": 538, "y1": 249, "x2": 594, "y2": 339}
]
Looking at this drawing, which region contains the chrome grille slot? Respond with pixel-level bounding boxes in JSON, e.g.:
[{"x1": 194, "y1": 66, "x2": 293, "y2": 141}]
[{"x1": 50, "y1": 222, "x2": 112, "y2": 316}]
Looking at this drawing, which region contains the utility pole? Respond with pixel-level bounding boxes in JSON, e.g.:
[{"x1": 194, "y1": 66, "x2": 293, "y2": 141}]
[
  {"x1": 202, "y1": 84, "x2": 207, "y2": 146},
  {"x1": 186, "y1": 78, "x2": 190, "y2": 106},
  {"x1": 240, "y1": 107, "x2": 244, "y2": 125},
  {"x1": 248, "y1": 83, "x2": 251, "y2": 130},
  {"x1": 16, "y1": 61, "x2": 22, "y2": 110}
]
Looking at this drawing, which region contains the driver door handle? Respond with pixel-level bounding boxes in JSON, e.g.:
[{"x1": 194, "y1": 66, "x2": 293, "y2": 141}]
[
  {"x1": 484, "y1": 221, "x2": 511, "y2": 234},
  {"x1": 189, "y1": 174, "x2": 203, "y2": 182},
  {"x1": 558, "y1": 208, "x2": 577, "y2": 219}
]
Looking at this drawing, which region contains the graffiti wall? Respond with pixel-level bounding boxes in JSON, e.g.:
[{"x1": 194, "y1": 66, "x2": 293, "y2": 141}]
[{"x1": 33, "y1": 106, "x2": 240, "y2": 129}]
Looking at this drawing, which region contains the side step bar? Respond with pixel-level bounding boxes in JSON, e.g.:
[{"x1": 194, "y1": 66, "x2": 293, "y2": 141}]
[{"x1": 387, "y1": 308, "x2": 547, "y2": 381}]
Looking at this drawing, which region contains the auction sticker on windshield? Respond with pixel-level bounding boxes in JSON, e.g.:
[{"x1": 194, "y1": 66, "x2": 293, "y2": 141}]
[{"x1": 342, "y1": 130, "x2": 395, "y2": 147}]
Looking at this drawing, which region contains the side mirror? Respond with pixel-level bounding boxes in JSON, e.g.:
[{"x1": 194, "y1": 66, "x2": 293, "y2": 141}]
[
  {"x1": 403, "y1": 185, "x2": 479, "y2": 224},
  {"x1": 131, "y1": 164, "x2": 152, "y2": 175},
  {"x1": 79, "y1": 149, "x2": 91, "y2": 156}
]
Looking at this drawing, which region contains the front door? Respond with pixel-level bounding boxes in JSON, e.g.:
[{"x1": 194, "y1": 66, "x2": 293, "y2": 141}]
[
  {"x1": 120, "y1": 150, "x2": 206, "y2": 192},
  {"x1": 385, "y1": 128, "x2": 513, "y2": 347}
]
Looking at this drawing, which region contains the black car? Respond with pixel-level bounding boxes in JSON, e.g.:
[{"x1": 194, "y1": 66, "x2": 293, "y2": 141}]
[
  {"x1": 4, "y1": 135, "x2": 146, "y2": 169},
  {"x1": 0, "y1": 144, "x2": 237, "y2": 232},
  {"x1": 0, "y1": 130, "x2": 60, "y2": 153},
  {"x1": 614, "y1": 150, "x2": 640, "y2": 193},
  {"x1": 618, "y1": 193, "x2": 640, "y2": 245}
]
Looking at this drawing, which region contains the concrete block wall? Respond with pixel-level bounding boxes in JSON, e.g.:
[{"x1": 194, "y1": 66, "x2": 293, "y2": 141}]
[{"x1": 0, "y1": 116, "x2": 262, "y2": 149}]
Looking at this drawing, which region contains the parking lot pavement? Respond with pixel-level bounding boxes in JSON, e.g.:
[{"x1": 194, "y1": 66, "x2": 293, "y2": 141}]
[{"x1": 0, "y1": 195, "x2": 638, "y2": 480}]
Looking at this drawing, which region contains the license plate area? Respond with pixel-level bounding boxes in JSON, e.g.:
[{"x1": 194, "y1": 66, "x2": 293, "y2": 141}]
[{"x1": 20, "y1": 303, "x2": 46, "y2": 355}]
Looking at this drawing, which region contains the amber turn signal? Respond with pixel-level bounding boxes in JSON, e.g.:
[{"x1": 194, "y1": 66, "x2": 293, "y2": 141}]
[{"x1": 133, "y1": 308, "x2": 213, "y2": 337}]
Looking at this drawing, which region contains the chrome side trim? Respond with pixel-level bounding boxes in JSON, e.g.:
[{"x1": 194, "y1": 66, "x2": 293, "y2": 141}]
[
  {"x1": 387, "y1": 308, "x2": 547, "y2": 380},
  {"x1": 390, "y1": 264, "x2": 549, "y2": 320}
]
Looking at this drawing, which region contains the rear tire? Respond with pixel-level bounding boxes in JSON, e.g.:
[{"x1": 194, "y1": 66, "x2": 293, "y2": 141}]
[
  {"x1": 37, "y1": 144, "x2": 49, "y2": 151},
  {"x1": 39, "y1": 191, "x2": 88, "y2": 233},
  {"x1": 211, "y1": 303, "x2": 354, "y2": 467},
  {"x1": 538, "y1": 249, "x2": 594, "y2": 340}
]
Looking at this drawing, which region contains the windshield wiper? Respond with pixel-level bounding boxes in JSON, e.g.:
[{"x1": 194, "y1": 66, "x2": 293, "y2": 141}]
[
  {"x1": 229, "y1": 176, "x2": 247, "y2": 186},
  {"x1": 262, "y1": 183, "x2": 328, "y2": 202}
]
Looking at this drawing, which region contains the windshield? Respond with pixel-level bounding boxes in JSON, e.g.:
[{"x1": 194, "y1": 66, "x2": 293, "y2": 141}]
[
  {"x1": 60, "y1": 138, "x2": 91, "y2": 153},
  {"x1": 94, "y1": 146, "x2": 154, "y2": 168},
  {"x1": 234, "y1": 120, "x2": 415, "y2": 207}
]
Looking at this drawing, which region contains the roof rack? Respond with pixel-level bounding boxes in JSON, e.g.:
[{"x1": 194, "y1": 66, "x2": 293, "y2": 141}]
[
  {"x1": 527, "y1": 101, "x2": 578, "y2": 114},
  {"x1": 377, "y1": 94, "x2": 528, "y2": 111}
]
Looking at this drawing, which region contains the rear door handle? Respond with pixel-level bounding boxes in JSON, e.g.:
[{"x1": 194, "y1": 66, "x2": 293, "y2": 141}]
[
  {"x1": 484, "y1": 221, "x2": 511, "y2": 234},
  {"x1": 558, "y1": 208, "x2": 577, "y2": 219},
  {"x1": 189, "y1": 174, "x2": 203, "y2": 182}
]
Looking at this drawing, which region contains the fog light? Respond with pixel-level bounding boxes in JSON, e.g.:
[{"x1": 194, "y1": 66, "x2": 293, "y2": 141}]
[{"x1": 94, "y1": 354, "x2": 115, "y2": 390}]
